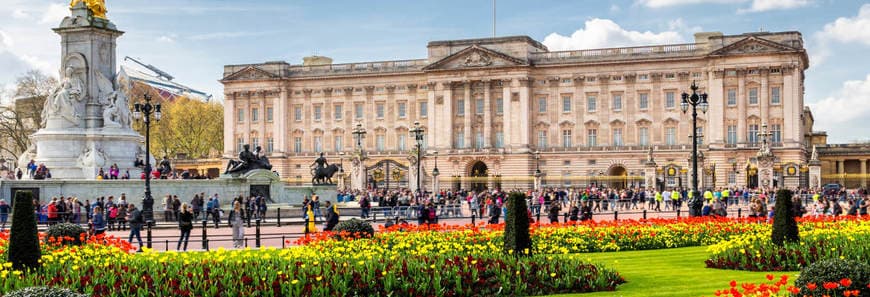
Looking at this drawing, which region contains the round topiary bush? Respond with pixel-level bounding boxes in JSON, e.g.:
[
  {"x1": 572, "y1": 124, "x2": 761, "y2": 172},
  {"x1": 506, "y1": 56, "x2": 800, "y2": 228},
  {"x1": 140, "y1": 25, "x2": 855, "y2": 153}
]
[
  {"x1": 332, "y1": 218, "x2": 374, "y2": 240},
  {"x1": 45, "y1": 223, "x2": 87, "y2": 246},
  {"x1": 794, "y1": 259, "x2": 870, "y2": 297},
  {"x1": 4, "y1": 286, "x2": 89, "y2": 297}
]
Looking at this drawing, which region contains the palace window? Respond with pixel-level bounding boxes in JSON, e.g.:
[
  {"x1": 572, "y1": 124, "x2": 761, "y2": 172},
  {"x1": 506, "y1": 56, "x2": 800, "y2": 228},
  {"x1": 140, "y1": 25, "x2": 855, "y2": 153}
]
[
  {"x1": 771, "y1": 87, "x2": 781, "y2": 104},
  {"x1": 457, "y1": 99, "x2": 465, "y2": 116},
  {"x1": 476, "y1": 99, "x2": 484, "y2": 115},
  {"x1": 475, "y1": 132, "x2": 484, "y2": 149},
  {"x1": 294, "y1": 137, "x2": 302, "y2": 153},
  {"x1": 237, "y1": 137, "x2": 244, "y2": 152},
  {"x1": 398, "y1": 102, "x2": 407, "y2": 118},
  {"x1": 266, "y1": 107, "x2": 273, "y2": 122},
  {"x1": 562, "y1": 130, "x2": 572, "y2": 148},
  {"x1": 613, "y1": 128, "x2": 623, "y2": 147},
  {"x1": 638, "y1": 74, "x2": 649, "y2": 80},
  {"x1": 313, "y1": 136, "x2": 322, "y2": 152},
  {"x1": 692, "y1": 72, "x2": 702, "y2": 79},
  {"x1": 665, "y1": 127, "x2": 676, "y2": 145},
  {"x1": 314, "y1": 106, "x2": 322, "y2": 121},
  {"x1": 294, "y1": 106, "x2": 302, "y2": 121},
  {"x1": 537, "y1": 130, "x2": 548, "y2": 149},
  {"x1": 749, "y1": 88, "x2": 758, "y2": 105},
  {"x1": 376, "y1": 135, "x2": 385, "y2": 151},
  {"x1": 727, "y1": 89, "x2": 737, "y2": 106},
  {"x1": 639, "y1": 127, "x2": 649, "y2": 146},
  {"x1": 562, "y1": 96, "x2": 571, "y2": 112},
  {"x1": 727, "y1": 125, "x2": 737, "y2": 145},
  {"x1": 664, "y1": 73, "x2": 675, "y2": 79},
  {"x1": 266, "y1": 137, "x2": 274, "y2": 153},
  {"x1": 495, "y1": 98, "x2": 503, "y2": 114},
  {"x1": 495, "y1": 132, "x2": 504, "y2": 148},
  {"x1": 728, "y1": 172, "x2": 736, "y2": 184},
  {"x1": 455, "y1": 132, "x2": 465, "y2": 148},
  {"x1": 251, "y1": 108, "x2": 259, "y2": 122},
  {"x1": 665, "y1": 92, "x2": 675, "y2": 109},
  {"x1": 376, "y1": 103, "x2": 385, "y2": 119},
  {"x1": 538, "y1": 97, "x2": 547, "y2": 113},
  {"x1": 639, "y1": 93, "x2": 649, "y2": 110},
  {"x1": 695, "y1": 127, "x2": 704, "y2": 145},
  {"x1": 420, "y1": 102, "x2": 428, "y2": 117},
  {"x1": 771, "y1": 124, "x2": 782, "y2": 143},
  {"x1": 748, "y1": 124, "x2": 759, "y2": 144},
  {"x1": 398, "y1": 134, "x2": 407, "y2": 151},
  {"x1": 334, "y1": 104, "x2": 343, "y2": 120},
  {"x1": 334, "y1": 136, "x2": 343, "y2": 152},
  {"x1": 587, "y1": 129, "x2": 597, "y2": 147},
  {"x1": 237, "y1": 108, "x2": 244, "y2": 122},
  {"x1": 354, "y1": 104, "x2": 363, "y2": 119},
  {"x1": 587, "y1": 95, "x2": 597, "y2": 112},
  {"x1": 562, "y1": 78, "x2": 572, "y2": 84},
  {"x1": 251, "y1": 137, "x2": 259, "y2": 150},
  {"x1": 612, "y1": 94, "x2": 622, "y2": 111}
]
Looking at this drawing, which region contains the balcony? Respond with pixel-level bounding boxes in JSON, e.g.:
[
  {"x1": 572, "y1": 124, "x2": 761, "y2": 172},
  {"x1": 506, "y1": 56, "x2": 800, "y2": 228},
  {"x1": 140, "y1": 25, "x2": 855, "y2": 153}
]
[{"x1": 530, "y1": 43, "x2": 701, "y2": 64}]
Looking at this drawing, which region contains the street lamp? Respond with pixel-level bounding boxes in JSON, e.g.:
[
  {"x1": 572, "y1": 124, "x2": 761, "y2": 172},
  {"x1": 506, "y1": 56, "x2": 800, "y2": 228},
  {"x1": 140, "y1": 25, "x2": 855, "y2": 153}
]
[
  {"x1": 409, "y1": 121, "x2": 424, "y2": 194},
  {"x1": 432, "y1": 152, "x2": 440, "y2": 177},
  {"x1": 534, "y1": 150, "x2": 542, "y2": 177},
  {"x1": 352, "y1": 122, "x2": 366, "y2": 149},
  {"x1": 681, "y1": 81, "x2": 708, "y2": 217},
  {"x1": 132, "y1": 93, "x2": 161, "y2": 224}
]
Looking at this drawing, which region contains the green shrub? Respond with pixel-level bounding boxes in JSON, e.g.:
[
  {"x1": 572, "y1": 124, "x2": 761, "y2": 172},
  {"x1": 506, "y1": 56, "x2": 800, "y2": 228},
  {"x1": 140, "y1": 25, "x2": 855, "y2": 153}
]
[
  {"x1": 794, "y1": 259, "x2": 870, "y2": 297},
  {"x1": 504, "y1": 192, "x2": 532, "y2": 256},
  {"x1": 4, "y1": 286, "x2": 89, "y2": 297},
  {"x1": 770, "y1": 189, "x2": 799, "y2": 246},
  {"x1": 45, "y1": 223, "x2": 87, "y2": 246},
  {"x1": 8, "y1": 191, "x2": 41, "y2": 271},
  {"x1": 332, "y1": 218, "x2": 374, "y2": 240}
]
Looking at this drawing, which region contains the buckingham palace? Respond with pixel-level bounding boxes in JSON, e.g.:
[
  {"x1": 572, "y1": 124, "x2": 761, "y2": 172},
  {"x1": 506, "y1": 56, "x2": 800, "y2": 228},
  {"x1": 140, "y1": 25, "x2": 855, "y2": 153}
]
[{"x1": 221, "y1": 31, "x2": 817, "y2": 191}]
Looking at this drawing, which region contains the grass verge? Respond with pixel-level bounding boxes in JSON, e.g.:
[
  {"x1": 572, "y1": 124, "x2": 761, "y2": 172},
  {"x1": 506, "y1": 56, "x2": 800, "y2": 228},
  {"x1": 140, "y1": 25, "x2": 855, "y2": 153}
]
[{"x1": 552, "y1": 246, "x2": 799, "y2": 297}]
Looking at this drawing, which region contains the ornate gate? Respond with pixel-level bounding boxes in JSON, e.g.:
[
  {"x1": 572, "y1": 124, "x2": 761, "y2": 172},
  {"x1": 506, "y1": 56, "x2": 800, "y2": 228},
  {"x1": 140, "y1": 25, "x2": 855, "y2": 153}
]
[{"x1": 367, "y1": 159, "x2": 408, "y2": 190}]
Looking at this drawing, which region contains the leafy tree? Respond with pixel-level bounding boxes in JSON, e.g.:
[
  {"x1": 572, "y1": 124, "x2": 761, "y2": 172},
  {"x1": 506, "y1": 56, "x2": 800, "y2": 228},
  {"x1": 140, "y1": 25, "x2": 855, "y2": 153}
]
[
  {"x1": 771, "y1": 189, "x2": 799, "y2": 246},
  {"x1": 8, "y1": 191, "x2": 41, "y2": 271},
  {"x1": 504, "y1": 192, "x2": 532, "y2": 256},
  {"x1": 0, "y1": 70, "x2": 57, "y2": 162}
]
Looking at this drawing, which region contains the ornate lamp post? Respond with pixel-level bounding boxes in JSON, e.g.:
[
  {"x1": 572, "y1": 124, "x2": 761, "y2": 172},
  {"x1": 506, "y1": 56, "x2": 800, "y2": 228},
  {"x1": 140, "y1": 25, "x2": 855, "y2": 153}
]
[
  {"x1": 681, "y1": 81, "x2": 709, "y2": 217},
  {"x1": 409, "y1": 121, "x2": 425, "y2": 194},
  {"x1": 432, "y1": 152, "x2": 440, "y2": 178},
  {"x1": 132, "y1": 93, "x2": 161, "y2": 224},
  {"x1": 352, "y1": 122, "x2": 366, "y2": 149}
]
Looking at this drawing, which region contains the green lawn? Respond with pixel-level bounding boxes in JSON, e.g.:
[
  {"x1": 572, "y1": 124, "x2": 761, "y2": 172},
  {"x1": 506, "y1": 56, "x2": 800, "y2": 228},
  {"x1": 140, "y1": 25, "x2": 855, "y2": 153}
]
[{"x1": 553, "y1": 246, "x2": 799, "y2": 297}]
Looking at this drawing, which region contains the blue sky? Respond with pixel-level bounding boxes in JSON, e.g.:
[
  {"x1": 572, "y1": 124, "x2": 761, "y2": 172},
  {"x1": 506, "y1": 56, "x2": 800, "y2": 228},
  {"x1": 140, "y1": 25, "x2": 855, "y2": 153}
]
[{"x1": 1, "y1": 0, "x2": 869, "y2": 143}]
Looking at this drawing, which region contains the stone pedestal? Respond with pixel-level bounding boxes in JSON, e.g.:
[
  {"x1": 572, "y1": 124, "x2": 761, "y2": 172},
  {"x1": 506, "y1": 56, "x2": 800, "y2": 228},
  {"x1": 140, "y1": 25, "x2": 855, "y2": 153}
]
[
  {"x1": 644, "y1": 163, "x2": 657, "y2": 189},
  {"x1": 809, "y1": 161, "x2": 821, "y2": 189},
  {"x1": 31, "y1": 128, "x2": 143, "y2": 179},
  {"x1": 533, "y1": 173, "x2": 542, "y2": 190},
  {"x1": 408, "y1": 154, "x2": 420, "y2": 193},
  {"x1": 758, "y1": 155, "x2": 776, "y2": 190},
  {"x1": 350, "y1": 150, "x2": 367, "y2": 191}
]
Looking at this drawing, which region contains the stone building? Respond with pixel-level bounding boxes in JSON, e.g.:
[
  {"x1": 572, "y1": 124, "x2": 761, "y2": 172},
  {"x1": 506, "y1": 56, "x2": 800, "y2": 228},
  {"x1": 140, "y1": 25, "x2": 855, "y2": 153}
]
[{"x1": 221, "y1": 31, "x2": 814, "y2": 191}]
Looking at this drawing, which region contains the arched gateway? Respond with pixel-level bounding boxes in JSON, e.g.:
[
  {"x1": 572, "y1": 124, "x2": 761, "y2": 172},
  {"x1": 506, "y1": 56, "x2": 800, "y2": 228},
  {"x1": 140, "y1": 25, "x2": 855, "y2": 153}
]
[{"x1": 469, "y1": 161, "x2": 488, "y2": 191}]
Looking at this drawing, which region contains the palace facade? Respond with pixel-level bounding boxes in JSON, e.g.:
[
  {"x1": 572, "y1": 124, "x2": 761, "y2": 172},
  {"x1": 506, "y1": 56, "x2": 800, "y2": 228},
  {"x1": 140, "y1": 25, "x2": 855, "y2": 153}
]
[{"x1": 221, "y1": 31, "x2": 816, "y2": 190}]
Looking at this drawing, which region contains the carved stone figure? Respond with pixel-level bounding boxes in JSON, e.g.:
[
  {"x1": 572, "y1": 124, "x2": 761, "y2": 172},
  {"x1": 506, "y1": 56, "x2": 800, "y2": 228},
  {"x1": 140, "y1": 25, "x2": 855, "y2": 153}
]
[
  {"x1": 463, "y1": 51, "x2": 492, "y2": 67},
  {"x1": 45, "y1": 66, "x2": 86, "y2": 127},
  {"x1": 810, "y1": 145, "x2": 818, "y2": 161},
  {"x1": 78, "y1": 143, "x2": 107, "y2": 168},
  {"x1": 225, "y1": 144, "x2": 272, "y2": 174},
  {"x1": 17, "y1": 143, "x2": 37, "y2": 170}
]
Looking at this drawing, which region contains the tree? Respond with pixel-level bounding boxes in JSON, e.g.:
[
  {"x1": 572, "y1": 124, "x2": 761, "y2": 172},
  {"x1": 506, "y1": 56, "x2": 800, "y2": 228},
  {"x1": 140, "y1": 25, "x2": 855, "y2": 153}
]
[
  {"x1": 504, "y1": 192, "x2": 533, "y2": 256},
  {"x1": 0, "y1": 70, "x2": 57, "y2": 163},
  {"x1": 7, "y1": 191, "x2": 42, "y2": 271},
  {"x1": 771, "y1": 189, "x2": 799, "y2": 246}
]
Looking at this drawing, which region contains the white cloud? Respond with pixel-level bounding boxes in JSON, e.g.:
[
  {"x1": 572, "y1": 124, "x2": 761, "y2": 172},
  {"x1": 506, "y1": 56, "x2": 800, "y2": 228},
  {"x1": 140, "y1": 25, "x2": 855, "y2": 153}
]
[
  {"x1": 818, "y1": 4, "x2": 870, "y2": 46},
  {"x1": 40, "y1": 3, "x2": 67, "y2": 25},
  {"x1": 609, "y1": 4, "x2": 621, "y2": 13},
  {"x1": 738, "y1": 0, "x2": 810, "y2": 13},
  {"x1": 157, "y1": 34, "x2": 177, "y2": 43},
  {"x1": 809, "y1": 74, "x2": 870, "y2": 129},
  {"x1": 12, "y1": 9, "x2": 30, "y2": 20},
  {"x1": 542, "y1": 18, "x2": 690, "y2": 51}
]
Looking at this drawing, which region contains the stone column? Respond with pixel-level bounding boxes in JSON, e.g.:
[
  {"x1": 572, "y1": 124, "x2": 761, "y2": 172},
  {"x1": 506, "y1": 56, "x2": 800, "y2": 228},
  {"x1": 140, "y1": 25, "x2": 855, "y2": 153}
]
[
  {"x1": 737, "y1": 70, "x2": 747, "y2": 143},
  {"x1": 275, "y1": 88, "x2": 287, "y2": 155},
  {"x1": 483, "y1": 80, "x2": 492, "y2": 148},
  {"x1": 258, "y1": 91, "x2": 267, "y2": 147},
  {"x1": 502, "y1": 79, "x2": 513, "y2": 148},
  {"x1": 760, "y1": 69, "x2": 770, "y2": 124},
  {"x1": 442, "y1": 82, "x2": 454, "y2": 149},
  {"x1": 838, "y1": 159, "x2": 845, "y2": 186},
  {"x1": 426, "y1": 82, "x2": 436, "y2": 149},
  {"x1": 463, "y1": 81, "x2": 472, "y2": 148},
  {"x1": 350, "y1": 151, "x2": 367, "y2": 191},
  {"x1": 408, "y1": 153, "x2": 419, "y2": 193},
  {"x1": 808, "y1": 159, "x2": 822, "y2": 190},
  {"x1": 224, "y1": 92, "x2": 236, "y2": 157},
  {"x1": 864, "y1": 159, "x2": 869, "y2": 188},
  {"x1": 518, "y1": 78, "x2": 531, "y2": 151}
]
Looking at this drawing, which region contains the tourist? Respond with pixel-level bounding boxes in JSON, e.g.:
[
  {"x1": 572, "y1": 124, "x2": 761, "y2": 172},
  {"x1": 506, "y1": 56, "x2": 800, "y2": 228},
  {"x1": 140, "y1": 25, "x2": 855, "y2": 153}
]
[
  {"x1": 0, "y1": 200, "x2": 9, "y2": 231},
  {"x1": 47, "y1": 198, "x2": 59, "y2": 225},
  {"x1": 311, "y1": 194, "x2": 322, "y2": 222},
  {"x1": 547, "y1": 200, "x2": 561, "y2": 224},
  {"x1": 90, "y1": 206, "x2": 106, "y2": 235},
  {"x1": 177, "y1": 203, "x2": 194, "y2": 251},
  {"x1": 163, "y1": 195, "x2": 174, "y2": 222},
  {"x1": 191, "y1": 194, "x2": 202, "y2": 220},
  {"x1": 127, "y1": 204, "x2": 144, "y2": 251},
  {"x1": 359, "y1": 194, "x2": 371, "y2": 219},
  {"x1": 116, "y1": 203, "x2": 127, "y2": 230},
  {"x1": 107, "y1": 203, "x2": 118, "y2": 231},
  {"x1": 324, "y1": 201, "x2": 339, "y2": 231},
  {"x1": 228, "y1": 201, "x2": 245, "y2": 248}
]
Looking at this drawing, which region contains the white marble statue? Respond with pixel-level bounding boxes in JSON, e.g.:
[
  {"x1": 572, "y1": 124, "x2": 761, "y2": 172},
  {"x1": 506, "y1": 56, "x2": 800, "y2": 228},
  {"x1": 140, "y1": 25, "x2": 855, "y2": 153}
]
[
  {"x1": 78, "y1": 143, "x2": 107, "y2": 168},
  {"x1": 17, "y1": 143, "x2": 36, "y2": 169},
  {"x1": 97, "y1": 71, "x2": 132, "y2": 129},
  {"x1": 44, "y1": 66, "x2": 86, "y2": 127}
]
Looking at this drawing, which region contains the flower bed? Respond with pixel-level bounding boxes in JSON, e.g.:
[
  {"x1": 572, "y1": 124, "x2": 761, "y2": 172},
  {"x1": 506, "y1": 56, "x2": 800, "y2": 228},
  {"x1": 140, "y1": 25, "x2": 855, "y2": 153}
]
[
  {"x1": 0, "y1": 232, "x2": 624, "y2": 296},
  {"x1": 712, "y1": 274, "x2": 870, "y2": 297},
  {"x1": 706, "y1": 217, "x2": 870, "y2": 271},
  {"x1": 300, "y1": 217, "x2": 770, "y2": 254}
]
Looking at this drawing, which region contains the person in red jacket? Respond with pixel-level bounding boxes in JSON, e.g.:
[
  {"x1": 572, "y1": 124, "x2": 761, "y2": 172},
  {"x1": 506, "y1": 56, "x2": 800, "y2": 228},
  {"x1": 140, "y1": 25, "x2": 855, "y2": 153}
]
[{"x1": 47, "y1": 198, "x2": 59, "y2": 225}]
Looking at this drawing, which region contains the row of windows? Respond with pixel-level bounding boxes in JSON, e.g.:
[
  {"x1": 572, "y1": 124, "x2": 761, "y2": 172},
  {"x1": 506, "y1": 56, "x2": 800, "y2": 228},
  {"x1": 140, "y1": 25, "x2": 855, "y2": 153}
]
[
  {"x1": 725, "y1": 124, "x2": 782, "y2": 145},
  {"x1": 726, "y1": 87, "x2": 781, "y2": 106},
  {"x1": 238, "y1": 135, "x2": 430, "y2": 154},
  {"x1": 236, "y1": 107, "x2": 274, "y2": 123}
]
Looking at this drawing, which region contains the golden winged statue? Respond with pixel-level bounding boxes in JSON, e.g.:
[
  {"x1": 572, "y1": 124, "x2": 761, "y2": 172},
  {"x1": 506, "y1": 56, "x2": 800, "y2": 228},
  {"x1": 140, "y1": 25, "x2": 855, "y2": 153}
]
[{"x1": 70, "y1": 0, "x2": 107, "y2": 19}]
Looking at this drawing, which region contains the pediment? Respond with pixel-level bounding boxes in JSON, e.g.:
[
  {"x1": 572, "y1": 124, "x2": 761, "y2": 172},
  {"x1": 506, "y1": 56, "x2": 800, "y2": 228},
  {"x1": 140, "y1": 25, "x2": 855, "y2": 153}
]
[
  {"x1": 423, "y1": 45, "x2": 528, "y2": 71},
  {"x1": 709, "y1": 36, "x2": 799, "y2": 56},
  {"x1": 222, "y1": 66, "x2": 277, "y2": 81}
]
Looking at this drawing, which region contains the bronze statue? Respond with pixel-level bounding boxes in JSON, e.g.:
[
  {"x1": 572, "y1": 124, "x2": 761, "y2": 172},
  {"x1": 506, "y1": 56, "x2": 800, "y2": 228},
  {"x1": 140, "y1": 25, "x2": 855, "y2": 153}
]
[
  {"x1": 310, "y1": 153, "x2": 340, "y2": 184},
  {"x1": 225, "y1": 144, "x2": 272, "y2": 175}
]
